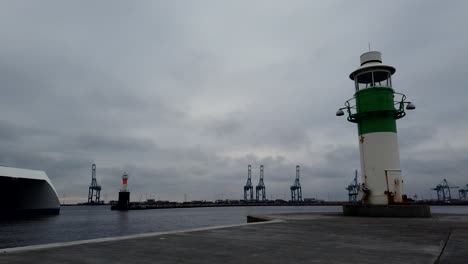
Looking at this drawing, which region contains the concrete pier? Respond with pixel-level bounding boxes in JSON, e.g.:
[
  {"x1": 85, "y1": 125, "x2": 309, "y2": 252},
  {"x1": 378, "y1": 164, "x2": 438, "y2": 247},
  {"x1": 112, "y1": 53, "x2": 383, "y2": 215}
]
[{"x1": 1, "y1": 213, "x2": 468, "y2": 263}]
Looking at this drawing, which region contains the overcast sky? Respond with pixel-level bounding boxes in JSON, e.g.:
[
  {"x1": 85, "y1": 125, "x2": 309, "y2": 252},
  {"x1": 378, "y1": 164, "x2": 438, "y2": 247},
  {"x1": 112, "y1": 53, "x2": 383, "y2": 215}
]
[{"x1": 0, "y1": 0, "x2": 467, "y2": 203}]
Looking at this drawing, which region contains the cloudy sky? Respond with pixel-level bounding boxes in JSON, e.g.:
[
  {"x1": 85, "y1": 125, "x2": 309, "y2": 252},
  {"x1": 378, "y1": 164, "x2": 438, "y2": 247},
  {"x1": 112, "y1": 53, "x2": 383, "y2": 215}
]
[{"x1": 0, "y1": 0, "x2": 467, "y2": 203}]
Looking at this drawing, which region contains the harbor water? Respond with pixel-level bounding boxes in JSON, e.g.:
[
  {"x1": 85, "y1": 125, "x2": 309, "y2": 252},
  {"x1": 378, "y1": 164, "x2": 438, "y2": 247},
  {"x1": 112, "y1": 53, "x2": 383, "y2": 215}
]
[{"x1": 1, "y1": 205, "x2": 467, "y2": 249}]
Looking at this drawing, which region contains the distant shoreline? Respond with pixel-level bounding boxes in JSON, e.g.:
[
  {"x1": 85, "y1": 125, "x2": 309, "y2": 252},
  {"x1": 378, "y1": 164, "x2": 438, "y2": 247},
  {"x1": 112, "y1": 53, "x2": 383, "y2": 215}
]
[{"x1": 61, "y1": 200, "x2": 468, "y2": 208}]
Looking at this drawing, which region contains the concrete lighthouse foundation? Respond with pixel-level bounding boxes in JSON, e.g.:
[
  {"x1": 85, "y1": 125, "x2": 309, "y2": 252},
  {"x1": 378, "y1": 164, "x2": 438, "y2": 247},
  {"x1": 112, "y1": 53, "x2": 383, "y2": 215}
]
[
  {"x1": 337, "y1": 51, "x2": 430, "y2": 217},
  {"x1": 343, "y1": 204, "x2": 431, "y2": 218},
  {"x1": 116, "y1": 191, "x2": 130, "y2": 210}
]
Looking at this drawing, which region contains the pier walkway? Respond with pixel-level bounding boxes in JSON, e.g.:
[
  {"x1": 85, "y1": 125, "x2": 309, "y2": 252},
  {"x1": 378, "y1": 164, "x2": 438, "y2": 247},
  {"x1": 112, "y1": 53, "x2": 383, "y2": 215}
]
[{"x1": 1, "y1": 213, "x2": 468, "y2": 263}]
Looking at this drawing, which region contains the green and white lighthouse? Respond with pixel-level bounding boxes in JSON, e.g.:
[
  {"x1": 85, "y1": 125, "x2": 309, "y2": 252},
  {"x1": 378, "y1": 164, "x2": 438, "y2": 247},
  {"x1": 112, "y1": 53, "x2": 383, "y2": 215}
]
[{"x1": 337, "y1": 51, "x2": 415, "y2": 205}]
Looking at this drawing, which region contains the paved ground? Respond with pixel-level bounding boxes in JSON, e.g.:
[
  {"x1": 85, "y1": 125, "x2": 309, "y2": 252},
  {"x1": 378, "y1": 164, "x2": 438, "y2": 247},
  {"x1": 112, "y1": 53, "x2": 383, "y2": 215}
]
[{"x1": 1, "y1": 213, "x2": 468, "y2": 264}]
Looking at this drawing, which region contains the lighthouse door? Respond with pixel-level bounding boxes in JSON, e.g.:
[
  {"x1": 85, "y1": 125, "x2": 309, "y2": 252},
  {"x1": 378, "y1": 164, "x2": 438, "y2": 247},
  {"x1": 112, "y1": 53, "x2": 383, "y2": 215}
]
[{"x1": 385, "y1": 170, "x2": 403, "y2": 203}]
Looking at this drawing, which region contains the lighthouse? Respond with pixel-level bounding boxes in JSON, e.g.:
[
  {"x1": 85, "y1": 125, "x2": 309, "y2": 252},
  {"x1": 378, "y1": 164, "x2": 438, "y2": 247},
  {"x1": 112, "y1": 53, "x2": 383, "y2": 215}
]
[
  {"x1": 114, "y1": 172, "x2": 130, "y2": 210},
  {"x1": 336, "y1": 51, "x2": 416, "y2": 205}
]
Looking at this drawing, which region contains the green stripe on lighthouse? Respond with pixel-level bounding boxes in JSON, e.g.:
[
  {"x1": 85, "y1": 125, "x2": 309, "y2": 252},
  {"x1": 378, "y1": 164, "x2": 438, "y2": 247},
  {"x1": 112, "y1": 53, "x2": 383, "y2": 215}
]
[
  {"x1": 357, "y1": 114, "x2": 396, "y2": 135},
  {"x1": 355, "y1": 87, "x2": 397, "y2": 135}
]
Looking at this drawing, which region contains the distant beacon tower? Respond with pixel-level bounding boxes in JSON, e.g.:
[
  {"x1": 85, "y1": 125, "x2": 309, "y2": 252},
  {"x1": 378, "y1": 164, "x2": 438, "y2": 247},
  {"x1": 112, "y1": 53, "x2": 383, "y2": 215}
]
[
  {"x1": 117, "y1": 172, "x2": 130, "y2": 210},
  {"x1": 121, "y1": 172, "x2": 128, "y2": 192},
  {"x1": 336, "y1": 51, "x2": 416, "y2": 205}
]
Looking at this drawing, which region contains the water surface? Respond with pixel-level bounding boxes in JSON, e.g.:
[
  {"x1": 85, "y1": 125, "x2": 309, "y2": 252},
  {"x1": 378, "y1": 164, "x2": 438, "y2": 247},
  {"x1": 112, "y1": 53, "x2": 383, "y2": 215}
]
[{"x1": 0, "y1": 205, "x2": 339, "y2": 248}]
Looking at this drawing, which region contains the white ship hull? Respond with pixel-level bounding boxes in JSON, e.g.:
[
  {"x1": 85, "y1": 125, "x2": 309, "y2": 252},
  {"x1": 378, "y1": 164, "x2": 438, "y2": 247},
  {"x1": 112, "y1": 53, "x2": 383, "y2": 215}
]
[{"x1": 0, "y1": 166, "x2": 60, "y2": 216}]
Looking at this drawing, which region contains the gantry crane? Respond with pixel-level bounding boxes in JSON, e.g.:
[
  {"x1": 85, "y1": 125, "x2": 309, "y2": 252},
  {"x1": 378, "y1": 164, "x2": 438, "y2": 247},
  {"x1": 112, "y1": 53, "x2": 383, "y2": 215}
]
[
  {"x1": 459, "y1": 184, "x2": 468, "y2": 200},
  {"x1": 290, "y1": 165, "x2": 302, "y2": 202},
  {"x1": 346, "y1": 170, "x2": 359, "y2": 202},
  {"x1": 243, "y1": 165, "x2": 253, "y2": 201},
  {"x1": 87, "y1": 163, "x2": 101, "y2": 204},
  {"x1": 431, "y1": 179, "x2": 458, "y2": 201},
  {"x1": 256, "y1": 165, "x2": 266, "y2": 201}
]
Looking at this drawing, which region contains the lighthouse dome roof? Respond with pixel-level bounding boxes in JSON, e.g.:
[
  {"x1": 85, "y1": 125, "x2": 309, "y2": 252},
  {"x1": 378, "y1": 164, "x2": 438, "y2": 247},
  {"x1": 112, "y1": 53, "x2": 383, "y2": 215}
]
[{"x1": 349, "y1": 51, "x2": 395, "y2": 80}]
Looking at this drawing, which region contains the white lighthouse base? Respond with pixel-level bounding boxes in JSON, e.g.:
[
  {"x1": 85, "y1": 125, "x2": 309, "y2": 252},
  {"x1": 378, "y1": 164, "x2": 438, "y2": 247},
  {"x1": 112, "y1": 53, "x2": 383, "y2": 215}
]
[{"x1": 359, "y1": 132, "x2": 403, "y2": 205}]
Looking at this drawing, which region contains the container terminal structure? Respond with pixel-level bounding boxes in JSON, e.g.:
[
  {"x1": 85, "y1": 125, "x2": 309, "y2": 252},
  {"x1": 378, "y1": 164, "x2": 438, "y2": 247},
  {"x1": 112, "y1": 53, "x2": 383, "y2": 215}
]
[
  {"x1": 255, "y1": 165, "x2": 266, "y2": 201},
  {"x1": 290, "y1": 165, "x2": 302, "y2": 202},
  {"x1": 87, "y1": 163, "x2": 101, "y2": 204},
  {"x1": 243, "y1": 165, "x2": 254, "y2": 202}
]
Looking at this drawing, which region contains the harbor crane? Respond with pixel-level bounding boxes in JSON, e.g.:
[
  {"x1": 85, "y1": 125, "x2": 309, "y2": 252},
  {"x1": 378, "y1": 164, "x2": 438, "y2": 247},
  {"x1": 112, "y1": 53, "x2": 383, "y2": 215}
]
[
  {"x1": 87, "y1": 163, "x2": 102, "y2": 204},
  {"x1": 256, "y1": 165, "x2": 266, "y2": 201},
  {"x1": 290, "y1": 165, "x2": 302, "y2": 202},
  {"x1": 346, "y1": 170, "x2": 359, "y2": 202},
  {"x1": 243, "y1": 165, "x2": 253, "y2": 201},
  {"x1": 459, "y1": 184, "x2": 468, "y2": 200},
  {"x1": 431, "y1": 179, "x2": 458, "y2": 201}
]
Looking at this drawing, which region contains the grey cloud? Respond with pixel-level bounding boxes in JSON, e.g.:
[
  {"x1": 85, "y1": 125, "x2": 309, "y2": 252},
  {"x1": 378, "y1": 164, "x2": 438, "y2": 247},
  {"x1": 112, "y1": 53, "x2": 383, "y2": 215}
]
[
  {"x1": 0, "y1": 120, "x2": 36, "y2": 142},
  {"x1": 397, "y1": 124, "x2": 436, "y2": 151},
  {"x1": 77, "y1": 134, "x2": 155, "y2": 153}
]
